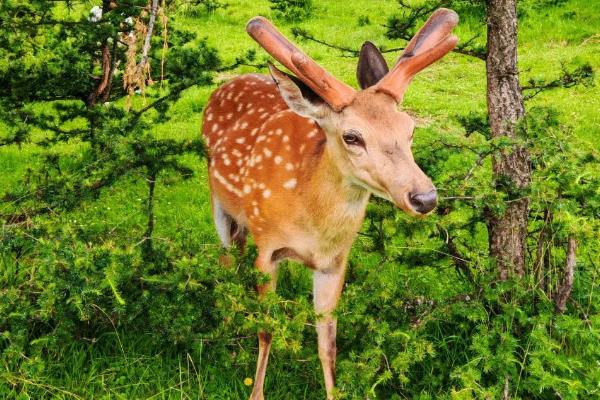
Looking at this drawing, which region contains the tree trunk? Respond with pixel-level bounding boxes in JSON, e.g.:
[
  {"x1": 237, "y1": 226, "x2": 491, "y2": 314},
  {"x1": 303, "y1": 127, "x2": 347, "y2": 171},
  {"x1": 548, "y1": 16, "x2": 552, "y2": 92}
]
[{"x1": 486, "y1": 0, "x2": 531, "y2": 280}]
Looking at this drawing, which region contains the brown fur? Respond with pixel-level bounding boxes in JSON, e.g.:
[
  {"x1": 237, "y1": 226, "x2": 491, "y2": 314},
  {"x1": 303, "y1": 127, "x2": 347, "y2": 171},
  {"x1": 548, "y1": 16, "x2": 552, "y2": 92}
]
[{"x1": 202, "y1": 9, "x2": 458, "y2": 399}]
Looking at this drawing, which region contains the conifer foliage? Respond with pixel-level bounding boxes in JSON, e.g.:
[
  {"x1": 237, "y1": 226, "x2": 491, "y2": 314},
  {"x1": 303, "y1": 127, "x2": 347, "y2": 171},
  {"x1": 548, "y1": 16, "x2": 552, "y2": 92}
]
[
  {"x1": 1, "y1": 1, "x2": 599, "y2": 399},
  {"x1": 0, "y1": 0, "x2": 221, "y2": 222}
]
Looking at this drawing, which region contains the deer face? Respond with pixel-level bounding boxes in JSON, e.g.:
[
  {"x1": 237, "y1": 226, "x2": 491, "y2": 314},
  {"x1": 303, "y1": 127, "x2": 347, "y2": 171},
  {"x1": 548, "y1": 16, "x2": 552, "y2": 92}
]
[{"x1": 334, "y1": 92, "x2": 436, "y2": 215}]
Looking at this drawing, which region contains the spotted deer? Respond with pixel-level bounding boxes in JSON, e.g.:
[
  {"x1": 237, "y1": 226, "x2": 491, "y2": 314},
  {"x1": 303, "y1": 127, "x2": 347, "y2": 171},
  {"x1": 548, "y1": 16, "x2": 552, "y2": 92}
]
[{"x1": 202, "y1": 9, "x2": 458, "y2": 399}]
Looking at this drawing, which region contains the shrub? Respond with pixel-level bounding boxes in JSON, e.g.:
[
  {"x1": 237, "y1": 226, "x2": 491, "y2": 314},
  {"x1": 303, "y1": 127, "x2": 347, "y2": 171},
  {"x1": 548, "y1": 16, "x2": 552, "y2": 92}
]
[{"x1": 269, "y1": 0, "x2": 314, "y2": 22}]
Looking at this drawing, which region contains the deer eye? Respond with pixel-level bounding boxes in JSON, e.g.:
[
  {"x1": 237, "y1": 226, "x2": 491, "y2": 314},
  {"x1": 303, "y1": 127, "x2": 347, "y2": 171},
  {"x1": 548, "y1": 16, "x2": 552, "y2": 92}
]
[{"x1": 342, "y1": 130, "x2": 365, "y2": 147}]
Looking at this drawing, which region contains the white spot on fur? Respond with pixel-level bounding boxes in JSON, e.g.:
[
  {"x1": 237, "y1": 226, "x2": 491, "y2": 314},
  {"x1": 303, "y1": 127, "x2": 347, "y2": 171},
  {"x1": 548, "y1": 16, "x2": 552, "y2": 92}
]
[
  {"x1": 274, "y1": 156, "x2": 282, "y2": 165},
  {"x1": 283, "y1": 178, "x2": 297, "y2": 190},
  {"x1": 213, "y1": 169, "x2": 242, "y2": 197}
]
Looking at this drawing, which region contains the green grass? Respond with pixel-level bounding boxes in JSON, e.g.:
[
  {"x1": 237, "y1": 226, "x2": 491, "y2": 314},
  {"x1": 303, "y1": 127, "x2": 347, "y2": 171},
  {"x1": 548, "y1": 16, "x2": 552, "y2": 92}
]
[{"x1": 1, "y1": 0, "x2": 599, "y2": 398}]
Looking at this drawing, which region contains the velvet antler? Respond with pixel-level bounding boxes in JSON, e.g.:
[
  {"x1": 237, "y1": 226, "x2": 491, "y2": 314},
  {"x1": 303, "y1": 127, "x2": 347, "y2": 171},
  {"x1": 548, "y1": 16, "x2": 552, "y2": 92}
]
[
  {"x1": 374, "y1": 8, "x2": 459, "y2": 102},
  {"x1": 246, "y1": 17, "x2": 356, "y2": 111}
]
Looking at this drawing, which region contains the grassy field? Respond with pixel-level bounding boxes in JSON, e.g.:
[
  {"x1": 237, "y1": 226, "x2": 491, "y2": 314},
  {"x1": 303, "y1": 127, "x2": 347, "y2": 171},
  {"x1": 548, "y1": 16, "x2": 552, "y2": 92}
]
[{"x1": 1, "y1": 0, "x2": 599, "y2": 398}]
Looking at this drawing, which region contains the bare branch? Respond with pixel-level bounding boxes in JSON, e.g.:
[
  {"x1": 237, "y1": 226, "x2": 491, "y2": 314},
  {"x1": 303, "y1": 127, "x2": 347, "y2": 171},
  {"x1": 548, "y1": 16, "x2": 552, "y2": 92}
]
[
  {"x1": 554, "y1": 237, "x2": 577, "y2": 314},
  {"x1": 291, "y1": 27, "x2": 359, "y2": 57},
  {"x1": 293, "y1": 28, "x2": 484, "y2": 60},
  {"x1": 138, "y1": 0, "x2": 160, "y2": 74},
  {"x1": 92, "y1": 44, "x2": 111, "y2": 103}
]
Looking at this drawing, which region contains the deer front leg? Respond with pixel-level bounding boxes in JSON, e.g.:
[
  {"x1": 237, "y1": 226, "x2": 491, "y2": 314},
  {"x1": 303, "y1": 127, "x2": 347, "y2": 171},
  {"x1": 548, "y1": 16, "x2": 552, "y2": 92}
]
[
  {"x1": 313, "y1": 258, "x2": 347, "y2": 399},
  {"x1": 250, "y1": 251, "x2": 277, "y2": 400}
]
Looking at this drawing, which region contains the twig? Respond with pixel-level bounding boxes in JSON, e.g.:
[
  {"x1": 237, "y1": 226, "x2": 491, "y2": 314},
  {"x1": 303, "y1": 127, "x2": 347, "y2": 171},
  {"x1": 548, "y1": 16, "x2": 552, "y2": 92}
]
[
  {"x1": 292, "y1": 27, "x2": 408, "y2": 58},
  {"x1": 292, "y1": 27, "x2": 359, "y2": 57}
]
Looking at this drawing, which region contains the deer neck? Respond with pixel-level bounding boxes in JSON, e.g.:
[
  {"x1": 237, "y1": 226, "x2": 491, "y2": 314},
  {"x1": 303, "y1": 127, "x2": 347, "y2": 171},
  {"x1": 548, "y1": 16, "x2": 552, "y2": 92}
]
[{"x1": 303, "y1": 142, "x2": 370, "y2": 240}]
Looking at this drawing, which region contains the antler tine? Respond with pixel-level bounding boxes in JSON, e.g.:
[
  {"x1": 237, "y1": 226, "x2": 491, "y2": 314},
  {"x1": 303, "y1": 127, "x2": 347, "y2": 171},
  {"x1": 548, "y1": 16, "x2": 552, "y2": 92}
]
[
  {"x1": 374, "y1": 8, "x2": 459, "y2": 102},
  {"x1": 247, "y1": 16, "x2": 356, "y2": 111}
]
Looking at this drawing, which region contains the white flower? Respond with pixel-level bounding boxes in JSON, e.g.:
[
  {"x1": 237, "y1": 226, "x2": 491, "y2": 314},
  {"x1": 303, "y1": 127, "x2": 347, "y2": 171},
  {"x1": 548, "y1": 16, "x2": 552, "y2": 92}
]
[{"x1": 88, "y1": 6, "x2": 103, "y2": 23}]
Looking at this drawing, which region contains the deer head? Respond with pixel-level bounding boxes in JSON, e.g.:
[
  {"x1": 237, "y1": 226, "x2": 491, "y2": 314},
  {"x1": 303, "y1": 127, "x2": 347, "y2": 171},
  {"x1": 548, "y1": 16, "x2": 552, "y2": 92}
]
[{"x1": 247, "y1": 9, "x2": 458, "y2": 215}]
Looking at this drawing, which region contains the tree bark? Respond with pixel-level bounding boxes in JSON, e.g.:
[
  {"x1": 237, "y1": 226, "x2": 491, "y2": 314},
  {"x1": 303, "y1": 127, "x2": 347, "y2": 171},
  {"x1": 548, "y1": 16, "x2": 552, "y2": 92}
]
[
  {"x1": 554, "y1": 237, "x2": 577, "y2": 314},
  {"x1": 486, "y1": 0, "x2": 531, "y2": 279}
]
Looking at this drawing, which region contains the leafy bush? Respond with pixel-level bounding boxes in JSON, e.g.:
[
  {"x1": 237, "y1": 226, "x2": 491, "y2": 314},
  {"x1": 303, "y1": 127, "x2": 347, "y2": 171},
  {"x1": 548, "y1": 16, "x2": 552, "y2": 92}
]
[
  {"x1": 2, "y1": 102, "x2": 598, "y2": 398},
  {"x1": 1, "y1": 0, "x2": 598, "y2": 399},
  {"x1": 269, "y1": 0, "x2": 314, "y2": 22}
]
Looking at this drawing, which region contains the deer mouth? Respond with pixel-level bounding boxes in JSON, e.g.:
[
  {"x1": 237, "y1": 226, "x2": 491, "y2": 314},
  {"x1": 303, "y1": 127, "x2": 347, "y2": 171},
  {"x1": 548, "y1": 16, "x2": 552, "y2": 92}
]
[{"x1": 350, "y1": 176, "x2": 437, "y2": 217}]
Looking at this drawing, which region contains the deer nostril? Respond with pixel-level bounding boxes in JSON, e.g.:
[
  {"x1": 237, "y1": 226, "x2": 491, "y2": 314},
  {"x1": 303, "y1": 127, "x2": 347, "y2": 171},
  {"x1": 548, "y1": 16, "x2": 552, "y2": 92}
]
[{"x1": 409, "y1": 189, "x2": 437, "y2": 214}]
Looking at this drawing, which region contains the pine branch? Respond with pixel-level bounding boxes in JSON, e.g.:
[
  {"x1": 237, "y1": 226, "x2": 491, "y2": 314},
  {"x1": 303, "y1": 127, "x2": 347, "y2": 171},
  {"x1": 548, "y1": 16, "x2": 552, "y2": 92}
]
[
  {"x1": 128, "y1": 81, "x2": 198, "y2": 126},
  {"x1": 446, "y1": 234, "x2": 475, "y2": 284},
  {"x1": 523, "y1": 64, "x2": 594, "y2": 100},
  {"x1": 291, "y1": 28, "x2": 360, "y2": 57},
  {"x1": 292, "y1": 28, "x2": 485, "y2": 60},
  {"x1": 292, "y1": 27, "x2": 407, "y2": 57}
]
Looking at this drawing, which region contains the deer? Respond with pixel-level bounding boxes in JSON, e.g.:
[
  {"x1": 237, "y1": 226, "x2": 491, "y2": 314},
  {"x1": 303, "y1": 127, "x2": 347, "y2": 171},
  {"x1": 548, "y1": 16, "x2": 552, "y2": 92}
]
[{"x1": 201, "y1": 8, "x2": 458, "y2": 399}]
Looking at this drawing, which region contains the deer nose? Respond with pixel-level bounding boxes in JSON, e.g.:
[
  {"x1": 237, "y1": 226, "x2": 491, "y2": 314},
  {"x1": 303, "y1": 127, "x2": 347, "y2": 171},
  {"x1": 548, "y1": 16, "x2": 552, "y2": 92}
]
[{"x1": 409, "y1": 189, "x2": 437, "y2": 214}]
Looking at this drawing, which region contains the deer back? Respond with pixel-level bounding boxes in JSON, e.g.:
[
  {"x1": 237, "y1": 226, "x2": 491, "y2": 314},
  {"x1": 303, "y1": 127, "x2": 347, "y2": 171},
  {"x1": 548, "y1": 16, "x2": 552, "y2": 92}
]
[{"x1": 202, "y1": 73, "x2": 337, "y2": 240}]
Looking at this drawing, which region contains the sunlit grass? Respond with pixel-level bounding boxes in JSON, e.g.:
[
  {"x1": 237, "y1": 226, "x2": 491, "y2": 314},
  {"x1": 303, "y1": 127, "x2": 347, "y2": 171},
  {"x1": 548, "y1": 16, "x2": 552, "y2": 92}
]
[{"x1": 1, "y1": 0, "x2": 599, "y2": 398}]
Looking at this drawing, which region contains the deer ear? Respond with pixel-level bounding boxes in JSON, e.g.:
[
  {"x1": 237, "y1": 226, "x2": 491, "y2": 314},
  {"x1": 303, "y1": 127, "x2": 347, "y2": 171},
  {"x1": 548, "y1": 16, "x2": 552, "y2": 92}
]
[
  {"x1": 268, "y1": 62, "x2": 329, "y2": 118},
  {"x1": 357, "y1": 41, "x2": 389, "y2": 89}
]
